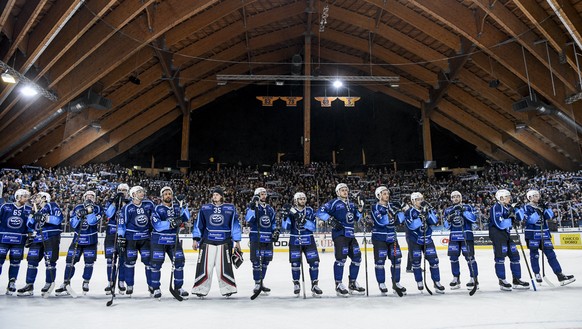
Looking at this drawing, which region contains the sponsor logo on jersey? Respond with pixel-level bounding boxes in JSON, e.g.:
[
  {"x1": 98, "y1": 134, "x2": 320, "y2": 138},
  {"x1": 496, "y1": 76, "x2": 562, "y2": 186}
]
[{"x1": 210, "y1": 213, "x2": 224, "y2": 226}]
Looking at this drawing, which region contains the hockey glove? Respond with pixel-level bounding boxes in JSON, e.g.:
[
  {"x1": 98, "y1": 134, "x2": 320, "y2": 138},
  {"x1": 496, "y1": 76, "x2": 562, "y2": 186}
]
[
  {"x1": 232, "y1": 247, "x2": 244, "y2": 269},
  {"x1": 33, "y1": 213, "x2": 47, "y2": 225},
  {"x1": 24, "y1": 232, "x2": 35, "y2": 248},
  {"x1": 76, "y1": 208, "x2": 88, "y2": 218},
  {"x1": 249, "y1": 195, "x2": 260, "y2": 210},
  {"x1": 271, "y1": 229, "x2": 280, "y2": 242},
  {"x1": 329, "y1": 217, "x2": 344, "y2": 230},
  {"x1": 169, "y1": 217, "x2": 182, "y2": 229},
  {"x1": 117, "y1": 236, "x2": 127, "y2": 252}
]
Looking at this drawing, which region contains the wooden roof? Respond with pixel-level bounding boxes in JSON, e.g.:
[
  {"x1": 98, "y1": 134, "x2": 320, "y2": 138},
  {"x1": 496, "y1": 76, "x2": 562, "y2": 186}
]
[{"x1": 0, "y1": 0, "x2": 581, "y2": 169}]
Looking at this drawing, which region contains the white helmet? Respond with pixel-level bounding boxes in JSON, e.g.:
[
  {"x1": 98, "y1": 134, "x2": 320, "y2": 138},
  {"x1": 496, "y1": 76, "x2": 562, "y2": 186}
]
[
  {"x1": 254, "y1": 187, "x2": 266, "y2": 196},
  {"x1": 410, "y1": 192, "x2": 423, "y2": 202},
  {"x1": 83, "y1": 191, "x2": 96, "y2": 201},
  {"x1": 526, "y1": 189, "x2": 540, "y2": 201},
  {"x1": 117, "y1": 183, "x2": 129, "y2": 192},
  {"x1": 293, "y1": 192, "x2": 306, "y2": 203},
  {"x1": 450, "y1": 191, "x2": 462, "y2": 199},
  {"x1": 129, "y1": 186, "x2": 144, "y2": 198},
  {"x1": 14, "y1": 189, "x2": 30, "y2": 201},
  {"x1": 38, "y1": 192, "x2": 51, "y2": 203},
  {"x1": 335, "y1": 183, "x2": 348, "y2": 196},
  {"x1": 375, "y1": 186, "x2": 388, "y2": 200},
  {"x1": 160, "y1": 186, "x2": 173, "y2": 197},
  {"x1": 495, "y1": 189, "x2": 511, "y2": 201}
]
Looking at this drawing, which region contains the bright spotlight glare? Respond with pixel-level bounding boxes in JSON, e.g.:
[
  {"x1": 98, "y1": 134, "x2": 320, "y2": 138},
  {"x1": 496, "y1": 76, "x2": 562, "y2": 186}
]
[
  {"x1": 21, "y1": 85, "x2": 38, "y2": 97},
  {"x1": 333, "y1": 80, "x2": 343, "y2": 88}
]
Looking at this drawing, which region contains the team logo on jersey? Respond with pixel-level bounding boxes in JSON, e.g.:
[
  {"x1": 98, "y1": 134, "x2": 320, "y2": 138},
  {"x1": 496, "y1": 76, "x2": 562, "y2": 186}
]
[
  {"x1": 345, "y1": 212, "x2": 355, "y2": 224},
  {"x1": 81, "y1": 220, "x2": 90, "y2": 230},
  {"x1": 135, "y1": 214, "x2": 149, "y2": 227},
  {"x1": 210, "y1": 214, "x2": 224, "y2": 226},
  {"x1": 452, "y1": 214, "x2": 463, "y2": 227},
  {"x1": 7, "y1": 216, "x2": 23, "y2": 229},
  {"x1": 260, "y1": 215, "x2": 271, "y2": 228}
]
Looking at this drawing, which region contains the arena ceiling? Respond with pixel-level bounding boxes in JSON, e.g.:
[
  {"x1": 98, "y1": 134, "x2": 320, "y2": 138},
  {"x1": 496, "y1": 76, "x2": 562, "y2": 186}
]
[{"x1": 0, "y1": 0, "x2": 581, "y2": 170}]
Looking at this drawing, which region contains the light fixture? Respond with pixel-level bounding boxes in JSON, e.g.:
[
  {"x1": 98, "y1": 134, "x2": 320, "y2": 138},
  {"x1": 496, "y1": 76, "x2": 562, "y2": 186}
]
[
  {"x1": 515, "y1": 122, "x2": 527, "y2": 130},
  {"x1": 0, "y1": 60, "x2": 57, "y2": 101},
  {"x1": 20, "y1": 85, "x2": 38, "y2": 97},
  {"x1": 488, "y1": 79, "x2": 500, "y2": 88},
  {"x1": 565, "y1": 91, "x2": 582, "y2": 105},
  {"x1": 1, "y1": 71, "x2": 16, "y2": 84},
  {"x1": 275, "y1": 81, "x2": 284, "y2": 86},
  {"x1": 216, "y1": 74, "x2": 399, "y2": 84},
  {"x1": 128, "y1": 75, "x2": 141, "y2": 85},
  {"x1": 217, "y1": 81, "x2": 227, "y2": 86},
  {"x1": 333, "y1": 80, "x2": 343, "y2": 88}
]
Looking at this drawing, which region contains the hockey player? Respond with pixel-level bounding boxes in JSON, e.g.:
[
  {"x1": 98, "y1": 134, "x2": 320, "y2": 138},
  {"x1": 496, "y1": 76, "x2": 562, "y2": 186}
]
[
  {"x1": 443, "y1": 191, "x2": 479, "y2": 291},
  {"x1": 117, "y1": 186, "x2": 155, "y2": 296},
  {"x1": 17, "y1": 192, "x2": 63, "y2": 297},
  {"x1": 521, "y1": 189, "x2": 575, "y2": 286},
  {"x1": 192, "y1": 187, "x2": 241, "y2": 298},
  {"x1": 370, "y1": 186, "x2": 407, "y2": 295},
  {"x1": 245, "y1": 187, "x2": 277, "y2": 296},
  {"x1": 55, "y1": 191, "x2": 102, "y2": 296},
  {"x1": 104, "y1": 183, "x2": 130, "y2": 294},
  {"x1": 150, "y1": 186, "x2": 190, "y2": 299},
  {"x1": 489, "y1": 189, "x2": 529, "y2": 291},
  {"x1": 0, "y1": 189, "x2": 32, "y2": 295},
  {"x1": 281, "y1": 192, "x2": 323, "y2": 297},
  {"x1": 404, "y1": 192, "x2": 445, "y2": 294},
  {"x1": 316, "y1": 183, "x2": 365, "y2": 297}
]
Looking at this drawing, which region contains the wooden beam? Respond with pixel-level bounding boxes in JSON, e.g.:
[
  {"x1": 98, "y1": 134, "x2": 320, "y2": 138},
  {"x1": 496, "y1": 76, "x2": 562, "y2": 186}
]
[
  {"x1": 0, "y1": 0, "x2": 17, "y2": 32},
  {"x1": 2, "y1": 0, "x2": 47, "y2": 61},
  {"x1": 471, "y1": 0, "x2": 577, "y2": 91},
  {"x1": 546, "y1": 0, "x2": 582, "y2": 52},
  {"x1": 425, "y1": 36, "x2": 476, "y2": 115},
  {"x1": 153, "y1": 37, "x2": 189, "y2": 114}
]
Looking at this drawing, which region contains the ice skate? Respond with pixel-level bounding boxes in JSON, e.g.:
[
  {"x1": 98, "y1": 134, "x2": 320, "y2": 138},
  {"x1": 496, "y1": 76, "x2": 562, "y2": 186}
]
[
  {"x1": 335, "y1": 282, "x2": 349, "y2": 297},
  {"x1": 433, "y1": 281, "x2": 445, "y2": 294},
  {"x1": 17, "y1": 283, "x2": 34, "y2": 297},
  {"x1": 449, "y1": 276, "x2": 460, "y2": 290},
  {"x1": 311, "y1": 280, "x2": 323, "y2": 297},
  {"x1": 512, "y1": 278, "x2": 530, "y2": 290},
  {"x1": 557, "y1": 273, "x2": 575, "y2": 286},
  {"x1": 499, "y1": 279, "x2": 512, "y2": 291}
]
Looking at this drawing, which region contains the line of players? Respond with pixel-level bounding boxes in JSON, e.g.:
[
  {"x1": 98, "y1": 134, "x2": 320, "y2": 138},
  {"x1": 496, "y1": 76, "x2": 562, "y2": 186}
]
[{"x1": 0, "y1": 182, "x2": 575, "y2": 299}]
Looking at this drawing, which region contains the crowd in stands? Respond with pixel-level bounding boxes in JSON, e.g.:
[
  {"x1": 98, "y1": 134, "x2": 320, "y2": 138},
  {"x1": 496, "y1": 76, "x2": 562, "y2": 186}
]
[{"x1": 1, "y1": 161, "x2": 580, "y2": 233}]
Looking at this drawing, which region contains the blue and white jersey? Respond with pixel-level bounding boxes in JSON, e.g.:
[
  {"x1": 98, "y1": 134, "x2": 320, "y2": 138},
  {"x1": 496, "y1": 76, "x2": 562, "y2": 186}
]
[
  {"x1": 522, "y1": 203, "x2": 552, "y2": 241},
  {"x1": 281, "y1": 206, "x2": 316, "y2": 246},
  {"x1": 104, "y1": 198, "x2": 130, "y2": 235},
  {"x1": 245, "y1": 204, "x2": 277, "y2": 243},
  {"x1": 194, "y1": 203, "x2": 240, "y2": 244},
  {"x1": 70, "y1": 203, "x2": 102, "y2": 245},
  {"x1": 152, "y1": 203, "x2": 190, "y2": 245},
  {"x1": 370, "y1": 202, "x2": 405, "y2": 243},
  {"x1": 117, "y1": 200, "x2": 155, "y2": 241},
  {"x1": 443, "y1": 204, "x2": 477, "y2": 241},
  {"x1": 316, "y1": 198, "x2": 362, "y2": 239},
  {"x1": 489, "y1": 202, "x2": 523, "y2": 232},
  {"x1": 27, "y1": 202, "x2": 63, "y2": 242},
  {"x1": 0, "y1": 202, "x2": 32, "y2": 245},
  {"x1": 404, "y1": 206, "x2": 438, "y2": 245}
]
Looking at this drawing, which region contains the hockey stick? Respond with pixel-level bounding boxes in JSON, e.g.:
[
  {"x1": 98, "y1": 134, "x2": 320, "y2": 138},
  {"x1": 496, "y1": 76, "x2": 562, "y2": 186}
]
[
  {"x1": 461, "y1": 217, "x2": 478, "y2": 296},
  {"x1": 391, "y1": 239, "x2": 404, "y2": 297},
  {"x1": 362, "y1": 208, "x2": 369, "y2": 297},
  {"x1": 250, "y1": 200, "x2": 263, "y2": 300},
  {"x1": 536, "y1": 205, "x2": 555, "y2": 287},
  {"x1": 106, "y1": 196, "x2": 124, "y2": 307},
  {"x1": 421, "y1": 213, "x2": 433, "y2": 295},
  {"x1": 63, "y1": 214, "x2": 84, "y2": 298},
  {"x1": 169, "y1": 195, "x2": 186, "y2": 301},
  {"x1": 513, "y1": 225, "x2": 537, "y2": 291},
  {"x1": 31, "y1": 196, "x2": 56, "y2": 298},
  {"x1": 298, "y1": 213, "x2": 307, "y2": 299}
]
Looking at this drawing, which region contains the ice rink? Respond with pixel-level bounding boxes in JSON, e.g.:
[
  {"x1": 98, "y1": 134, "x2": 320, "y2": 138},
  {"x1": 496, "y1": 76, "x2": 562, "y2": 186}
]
[{"x1": 1, "y1": 247, "x2": 581, "y2": 329}]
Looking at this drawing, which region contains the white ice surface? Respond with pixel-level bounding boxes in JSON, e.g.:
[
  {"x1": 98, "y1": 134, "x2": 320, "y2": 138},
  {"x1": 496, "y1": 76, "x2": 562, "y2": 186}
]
[{"x1": 1, "y1": 248, "x2": 581, "y2": 329}]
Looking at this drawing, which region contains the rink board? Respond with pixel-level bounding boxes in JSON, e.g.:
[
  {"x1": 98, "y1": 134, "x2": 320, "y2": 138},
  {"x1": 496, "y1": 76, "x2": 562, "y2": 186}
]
[{"x1": 55, "y1": 230, "x2": 582, "y2": 255}]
